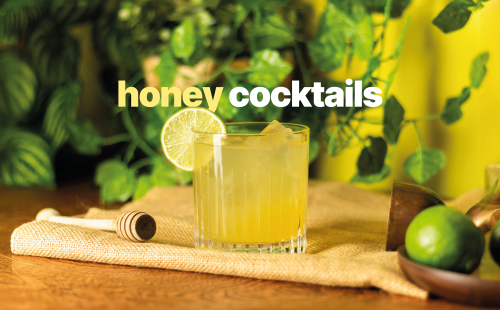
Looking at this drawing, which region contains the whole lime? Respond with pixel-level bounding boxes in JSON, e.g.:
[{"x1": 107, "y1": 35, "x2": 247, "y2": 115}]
[
  {"x1": 490, "y1": 217, "x2": 500, "y2": 266},
  {"x1": 405, "y1": 206, "x2": 485, "y2": 273}
]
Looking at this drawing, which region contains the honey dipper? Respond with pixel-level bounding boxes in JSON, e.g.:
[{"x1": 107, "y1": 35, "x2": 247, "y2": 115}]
[{"x1": 36, "y1": 208, "x2": 157, "y2": 242}]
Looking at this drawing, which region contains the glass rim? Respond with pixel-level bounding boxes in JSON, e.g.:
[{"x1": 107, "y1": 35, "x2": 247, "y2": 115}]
[{"x1": 191, "y1": 122, "x2": 310, "y2": 136}]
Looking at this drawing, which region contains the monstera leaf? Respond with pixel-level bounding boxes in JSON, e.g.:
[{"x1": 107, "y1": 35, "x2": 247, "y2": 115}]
[
  {"x1": 42, "y1": 81, "x2": 82, "y2": 150},
  {"x1": 28, "y1": 20, "x2": 79, "y2": 88},
  {"x1": 0, "y1": 53, "x2": 37, "y2": 127},
  {"x1": 0, "y1": 128, "x2": 55, "y2": 187}
]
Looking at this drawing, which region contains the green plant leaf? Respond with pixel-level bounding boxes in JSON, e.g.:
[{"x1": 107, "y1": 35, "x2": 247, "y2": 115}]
[
  {"x1": 47, "y1": 0, "x2": 101, "y2": 26},
  {"x1": 384, "y1": 17, "x2": 409, "y2": 97},
  {"x1": 247, "y1": 49, "x2": 292, "y2": 88},
  {"x1": 432, "y1": 0, "x2": 476, "y2": 34},
  {"x1": 216, "y1": 86, "x2": 241, "y2": 122},
  {"x1": 352, "y1": 14, "x2": 373, "y2": 61},
  {"x1": 66, "y1": 119, "x2": 103, "y2": 156},
  {"x1": 0, "y1": 3, "x2": 43, "y2": 37},
  {"x1": 171, "y1": 17, "x2": 198, "y2": 63},
  {"x1": 49, "y1": 0, "x2": 103, "y2": 25},
  {"x1": 95, "y1": 159, "x2": 128, "y2": 185},
  {"x1": 155, "y1": 49, "x2": 176, "y2": 87},
  {"x1": 362, "y1": 0, "x2": 411, "y2": 18},
  {"x1": 362, "y1": 55, "x2": 381, "y2": 85},
  {"x1": 100, "y1": 170, "x2": 137, "y2": 203},
  {"x1": 0, "y1": 53, "x2": 37, "y2": 127},
  {"x1": 327, "y1": 125, "x2": 349, "y2": 156},
  {"x1": 138, "y1": 103, "x2": 178, "y2": 150},
  {"x1": 470, "y1": 52, "x2": 489, "y2": 88},
  {"x1": 95, "y1": 159, "x2": 137, "y2": 203},
  {"x1": 92, "y1": 13, "x2": 141, "y2": 71},
  {"x1": 133, "y1": 174, "x2": 155, "y2": 200},
  {"x1": 383, "y1": 96, "x2": 405, "y2": 144},
  {"x1": 351, "y1": 164, "x2": 391, "y2": 184},
  {"x1": 393, "y1": 17, "x2": 409, "y2": 59},
  {"x1": 309, "y1": 138, "x2": 320, "y2": 163},
  {"x1": 179, "y1": 170, "x2": 193, "y2": 185},
  {"x1": 441, "y1": 87, "x2": 470, "y2": 125},
  {"x1": 307, "y1": 3, "x2": 354, "y2": 72},
  {"x1": 403, "y1": 147, "x2": 446, "y2": 184},
  {"x1": 42, "y1": 81, "x2": 82, "y2": 150},
  {"x1": 0, "y1": 128, "x2": 55, "y2": 187},
  {"x1": 28, "y1": 20, "x2": 79, "y2": 88},
  {"x1": 151, "y1": 157, "x2": 178, "y2": 187},
  {"x1": 357, "y1": 136, "x2": 387, "y2": 176},
  {"x1": 254, "y1": 13, "x2": 294, "y2": 50}
]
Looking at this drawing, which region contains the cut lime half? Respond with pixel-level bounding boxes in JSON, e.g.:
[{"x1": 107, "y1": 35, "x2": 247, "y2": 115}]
[{"x1": 161, "y1": 108, "x2": 226, "y2": 171}]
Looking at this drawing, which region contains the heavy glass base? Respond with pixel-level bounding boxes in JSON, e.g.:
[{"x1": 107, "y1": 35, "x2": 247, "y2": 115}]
[{"x1": 194, "y1": 235, "x2": 307, "y2": 254}]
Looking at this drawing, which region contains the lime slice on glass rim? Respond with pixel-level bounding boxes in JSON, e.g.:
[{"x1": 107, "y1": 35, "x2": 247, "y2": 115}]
[{"x1": 161, "y1": 108, "x2": 226, "y2": 171}]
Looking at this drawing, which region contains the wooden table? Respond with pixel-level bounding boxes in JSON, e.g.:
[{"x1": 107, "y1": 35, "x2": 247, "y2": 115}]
[{"x1": 0, "y1": 183, "x2": 488, "y2": 310}]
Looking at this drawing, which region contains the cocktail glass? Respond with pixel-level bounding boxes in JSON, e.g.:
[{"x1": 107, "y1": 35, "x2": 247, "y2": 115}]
[{"x1": 192, "y1": 122, "x2": 309, "y2": 253}]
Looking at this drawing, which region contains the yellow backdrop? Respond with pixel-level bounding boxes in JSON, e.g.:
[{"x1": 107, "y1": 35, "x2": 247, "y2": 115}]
[{"x1": 310, "y1": 0, "x2": 500, "y2": 198}]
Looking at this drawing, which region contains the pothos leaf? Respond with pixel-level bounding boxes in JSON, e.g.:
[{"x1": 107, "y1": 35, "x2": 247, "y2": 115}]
[
  {"x1": 357, "y1": 136, "x2": 387, "y2": 176},
  {"x1": 307, "y1": 3, "x2": 353, "y2": 72},
  {"x1": 362, "y1": 0, "x2": 411, "y2": 18},
  {"x1": 155, "y1": 49, "x2": 176, "y2": 87},
  {"x1": 42, "y1": 81, "x2": 82, "y2": 150},
  {"x1": 351, "y1": 164, "x2": 391, "y2": 184},
  {"x1": 352, "y1": 14, "x2": 373, "y2": 61},
  {"x1": 66, "y1": 119, "x2": 103, "y2": 156},
  {"x1": 0, "y1": 53, "x2": 37, "y2": 127},
  {"x1": 95, "y1": 159, "x2": 137, "y2": 203},
  {"x1": 441, "y1": 87, "x2": 470, "y2": 125},
  {"x1": 0, "y1": 128, "x2": 55, "y2": 187},
  {"x1": 247, "y1": 49, "x2": 292, "y2": 88},
  {"x1": 383, "y1": 96, "x2": 405, "y2": 144},
  {"x1": 432, "y1": 0, "x2": 476, "y2": 34},
  {"x1": 171, "y1": 17, "x2": 198, "y2": 63},
  {"x1": 470, "y1": 52, "x2": 489, "y2": 88},
  {"x1": 403, "y1": 147, "x2": 446, "y2": 184}
]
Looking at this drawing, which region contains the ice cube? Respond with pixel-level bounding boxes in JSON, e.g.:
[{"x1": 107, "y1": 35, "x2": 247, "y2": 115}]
[
  {"x1": 261, "y1": 120, "x2": 293, "y2": 134},
  {"x1": 261, "y1": 120, "x2": 306, "y2": 146}
]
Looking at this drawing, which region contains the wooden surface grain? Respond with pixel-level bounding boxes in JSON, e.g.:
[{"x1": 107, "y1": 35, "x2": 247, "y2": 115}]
[{"x1": 0, "y1": 183, "x2": 491, "y2": 310}]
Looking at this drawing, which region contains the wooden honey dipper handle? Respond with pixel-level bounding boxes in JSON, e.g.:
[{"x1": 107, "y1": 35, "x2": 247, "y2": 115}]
[
  {"x1": 115, "y1": 211, "x2": 157, "y2": 242},
  {"x1": 36, "y1": 208, "x2": 156, "y2": 242}
]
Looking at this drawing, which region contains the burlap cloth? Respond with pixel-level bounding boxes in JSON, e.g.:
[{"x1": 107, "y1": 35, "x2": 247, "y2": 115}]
[{"x1": 11, "y1": 181, "x2": 483, "y2": 299}]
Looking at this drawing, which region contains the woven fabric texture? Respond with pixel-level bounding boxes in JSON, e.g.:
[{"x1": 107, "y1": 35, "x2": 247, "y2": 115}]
[{"x1": 10, "y1": 181, "x2": 482, "y2": 299}]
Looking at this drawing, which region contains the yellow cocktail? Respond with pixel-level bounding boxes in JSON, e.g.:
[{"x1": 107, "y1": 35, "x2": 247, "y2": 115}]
[{"x1": 192, "y1": 122, "x2": 309, "y2": 253}]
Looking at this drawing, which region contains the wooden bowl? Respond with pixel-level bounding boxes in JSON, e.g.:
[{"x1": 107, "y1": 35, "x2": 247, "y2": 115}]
[
  {"x1": 386, "y1": 181, "x2": 445, "y2": 251},
  {"x1": 398, "y1": 245, "x2": 500, "y2": 307}
]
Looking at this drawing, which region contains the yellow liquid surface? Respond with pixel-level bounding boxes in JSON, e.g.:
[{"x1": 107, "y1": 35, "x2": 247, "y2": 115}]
[{"x1": 193, "y1": 137, "x2": 308, "y2": 245}]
